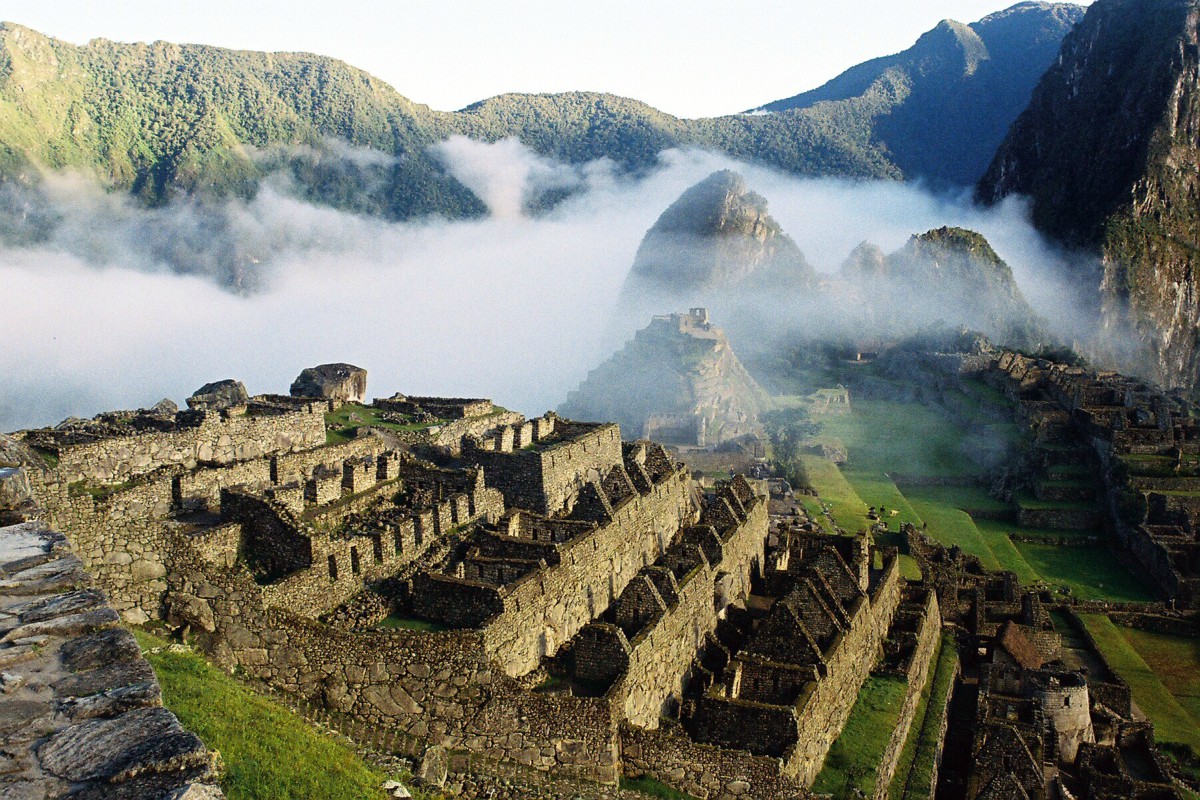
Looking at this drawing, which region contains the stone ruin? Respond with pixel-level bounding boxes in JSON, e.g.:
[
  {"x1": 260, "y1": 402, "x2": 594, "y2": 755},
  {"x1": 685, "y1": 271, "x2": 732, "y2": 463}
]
[
  {"x1": 0, "y1": 373, "x2": 798, "y2": 797},
  {"x1": 4, "y1": 353, "x2": 1199, "y2": 799}
]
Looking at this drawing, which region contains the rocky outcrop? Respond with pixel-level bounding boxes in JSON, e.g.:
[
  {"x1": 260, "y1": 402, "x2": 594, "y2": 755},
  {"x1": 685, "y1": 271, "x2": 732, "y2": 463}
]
[
  {"x1": 289, "y1": 363, "x2": 367, "y2": 403},
  {"x1": 186, "y1": 380, "x2": 248, "y2": 411},
  {"x1": 619, "y1": 170, "x2": 814, "y2": 307},
  {"x1": 978, "y1": 0, "x2": 1200, "y2": 391},
  {"x1": 559, "y1": 310, "x2": 768, "y2": 446}
]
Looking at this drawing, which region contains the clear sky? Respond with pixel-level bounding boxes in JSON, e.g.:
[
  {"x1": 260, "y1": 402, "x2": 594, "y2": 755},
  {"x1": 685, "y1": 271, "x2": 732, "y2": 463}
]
[{"x1": 3, "y1": 1, "x2": 1091, "y2": 119}]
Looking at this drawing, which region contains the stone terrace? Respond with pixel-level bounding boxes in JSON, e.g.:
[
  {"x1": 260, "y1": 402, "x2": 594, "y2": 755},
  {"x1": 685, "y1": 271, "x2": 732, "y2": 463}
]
[{"x1": 991, "y1": 352, "x2": 1200, "y2": 608}]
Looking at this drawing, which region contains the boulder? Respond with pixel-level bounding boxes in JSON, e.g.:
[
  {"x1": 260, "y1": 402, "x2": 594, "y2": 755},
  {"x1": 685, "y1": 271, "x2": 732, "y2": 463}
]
[
  {"x1": 37, "y1": 706, "x2": 213, "y2": 783},
  {"x1": 167, "y1": 593, "x2": 216, "y2": 634},
  {"x1": 0, "y1": 433, "x2": 45, "y2": 470},
  {"x1": 414, "y1": 744, "x2": 448, "y2": 788},
  {"x1": 289, "y1": 363, "x2": 367, "y2": 402},
  {"x1": 186, "y1": 380, "x2": 248, "y2": 411},
  {"x1": 165, "y1": 784, "x2": 227, "y2": 800},
  {"x1": 382, "y1": 780, "x2": 413, "y2": 798}
]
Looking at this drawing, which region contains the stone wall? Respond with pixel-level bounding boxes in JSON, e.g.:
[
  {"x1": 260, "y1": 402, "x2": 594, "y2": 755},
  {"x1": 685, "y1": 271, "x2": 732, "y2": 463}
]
[
  {"x1": 47, "y1": 405, "x2": 327, "y2": 484},
  {"x1": 480, "y1": 463, "x2": 695, "y2": 676},
  {"x1": 621, "y1": 722, "x2": 807, "y2": 800},
  {"x1": 872, "y1": 588, "x2": 942, "y2": 800},
  {"x1": 225, "y1": 480, "x2": 506, "y2": 620},
  {"x1": 469, "y1": 421, "x2": 624, "y2": 516},
  {"x1": 173, "y1": 556, "x2": 623, "y2": 784},
  {"x1": 32, "y1": 473, "x2": 175, "y2": 624},
  {"x1": 612, "y1": 495, "x2": 768, "y2": 729},
  {"x1": 785, "y1": 554, "x2": 903, "y2": 786}
]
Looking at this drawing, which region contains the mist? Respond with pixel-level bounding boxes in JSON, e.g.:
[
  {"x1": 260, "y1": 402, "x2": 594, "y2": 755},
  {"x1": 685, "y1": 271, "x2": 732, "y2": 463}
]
[{"x1": 0, "y1": 139, "x2": 1099, "y2": 432}]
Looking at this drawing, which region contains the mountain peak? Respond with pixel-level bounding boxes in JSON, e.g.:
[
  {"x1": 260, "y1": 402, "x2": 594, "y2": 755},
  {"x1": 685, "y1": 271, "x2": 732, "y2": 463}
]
[{"x1": 621, "y1": 170, "x2": 811, "y2": 303}]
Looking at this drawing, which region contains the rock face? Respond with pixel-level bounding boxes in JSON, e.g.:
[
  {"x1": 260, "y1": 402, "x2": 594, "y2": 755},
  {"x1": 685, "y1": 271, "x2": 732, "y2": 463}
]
[
  {"x1": 756, "y1": 2, "x2": 1085, "y2": 187},
  {"x1": 620, "y1": 170, "x2": 814, "y2": 307},
  {"x1": 186, "y1": 380, "x2": 248, "y2": 411},
  {"x1": 289, "y1": 363, "x2": 367, "y2": 402},
  {"x1": 978, "y1": 0, "x2": 1200, "y2": 390},
  {"x1": 0, "y1": 523, "x2": 223, "y2": 798},
  {"x1": 559, "y1": 309, "x2": 768, "y2": 446}
]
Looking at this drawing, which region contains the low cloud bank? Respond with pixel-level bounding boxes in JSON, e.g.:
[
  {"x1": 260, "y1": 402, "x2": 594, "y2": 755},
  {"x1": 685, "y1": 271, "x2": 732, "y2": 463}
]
[{"x1": 0, "y1": 139, "x2": 1096, "y2": 431}]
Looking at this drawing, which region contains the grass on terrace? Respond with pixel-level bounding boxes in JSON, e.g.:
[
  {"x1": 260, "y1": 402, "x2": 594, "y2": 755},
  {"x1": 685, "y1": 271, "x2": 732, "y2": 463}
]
[
  {"x1": 801, "y1": 395, "x2": 1149, "y2": 601},
  {"x1": 890, "y1": 634, "x2": 959, "y2": 800},
  {"x1": 818, "y1": 400, "x2": 981, "y2": 479},
  {"x1": 133, "y1": 629, "x2": 435, "y2": 800},
  {"x1": 1078, "y1": 614, "x2": 1200, "y2": 752},
  {"x1": 1121, "y1": 627, "x2": 1200, "y2": 723},
  {"x1": 325, "y1": 403, "x2": 445, "y2": 444},
  {"x1": 619, "y1": 776, "x2": 697, "y2": 799},
  {"x1": 1010, "y1": 540, "x2": 1153, "y2": 602},
  {"x1": 798, "y1": 454, "x2": 869, "y2": 532},
  {"x1": 811, "y1": 674, "x2": 909, "y2": 797}
]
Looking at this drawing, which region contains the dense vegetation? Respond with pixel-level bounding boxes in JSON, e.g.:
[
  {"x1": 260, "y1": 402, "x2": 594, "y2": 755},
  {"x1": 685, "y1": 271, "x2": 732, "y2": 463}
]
[
  {"x1": 0, "y1": 3, "x2": 1083, "y2": 225},
  {"x1": 0, "y1": 20, "x2": 892, "y2": 222}
]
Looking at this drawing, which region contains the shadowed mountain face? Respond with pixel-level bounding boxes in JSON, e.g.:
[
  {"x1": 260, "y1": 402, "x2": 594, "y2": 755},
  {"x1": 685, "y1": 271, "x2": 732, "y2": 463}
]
[
  {"x1": 620, "y1": 170, "x2": 814, "y2": 308},
  {"x1": 755, "y1": 2, "x2": 1085, "y2": 187},
  {"x1": 978, "y1": 0, "x2": 1200, "y2": 391}
]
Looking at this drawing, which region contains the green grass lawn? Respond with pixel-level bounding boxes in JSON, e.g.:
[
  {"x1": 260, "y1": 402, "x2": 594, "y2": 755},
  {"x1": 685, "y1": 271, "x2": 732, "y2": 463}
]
[
  {"x1": 799, "y1": 496, "x2": 837, "y2": 534},
  {"x1": 1121, "y1": 627, "x2": 1200, "y2": 725},
  {"x1": 905, "y1": 490, "x2": 1003, "y2": 572},
  {"x1": 325, "y1": 403, "x2": 443, "y2": 444},
  {"x1": 890, "y1": 634, "x2": 959, "y2": 800},
  {"x1": 799, "y1": 454, "x2": 870, "y2": 533},
  {"x1": 1079, "y1": 615, "x2": 1200, "y2": 752},
  {"x1": 819, "y1": 401, "x2": 982, "y2": 479},
  {"x1": 898, "y1": 485, "x2": 1010, "y2": 516},
  {"x1": 1015, "y1": 492, "x2": 1097, "y2": 512},
  {"x1": 842, "y1": 470, "x2": 924, "y2": 530},
  {"x1": 1011, "y1": 541, "x2": 1153, "y2": 602},
  {"x1": 619, "y1": 776, "x2": 698, "y2": 799},
  {"x1": 134, "y1": 629, "x2": 432, "y2": 800},
  {"x1": 812, "y1": 674, "x2": 909, "y2": 797}
]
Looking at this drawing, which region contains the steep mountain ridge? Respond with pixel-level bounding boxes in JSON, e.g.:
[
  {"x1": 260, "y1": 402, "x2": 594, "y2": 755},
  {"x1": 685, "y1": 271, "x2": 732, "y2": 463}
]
[
  {"x1": 620, "y1": 170, "x2": 1047, "y2": 351},
  {"x1": 0, "y1": 4, "x2": 1083, "y2": 222},
  {"x1": 978, "y1": 0, "x2": 1200, "y2": 390},
  {"x1": 756, "y1": 2, "x2": 1086, "y2": 187}
]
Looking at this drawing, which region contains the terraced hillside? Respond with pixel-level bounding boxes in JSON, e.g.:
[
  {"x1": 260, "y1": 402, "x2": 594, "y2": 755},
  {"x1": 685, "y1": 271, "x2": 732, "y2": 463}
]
[{"x1": 771, "y1": 357, "x2": 1152, "y2": 604}]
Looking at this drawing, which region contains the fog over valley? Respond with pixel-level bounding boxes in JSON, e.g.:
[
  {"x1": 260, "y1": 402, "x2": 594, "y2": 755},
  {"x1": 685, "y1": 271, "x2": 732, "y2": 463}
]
[{"x1": 0, "y1": 139, "x2": 1095, "y2": 432}]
